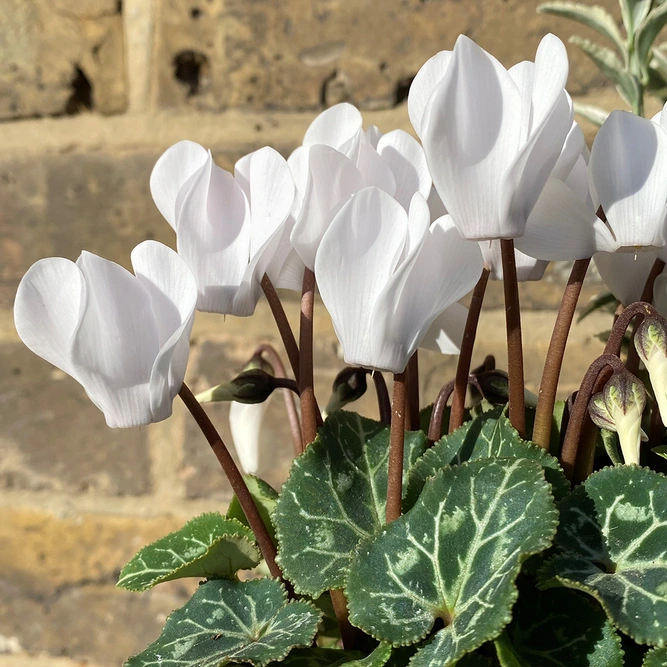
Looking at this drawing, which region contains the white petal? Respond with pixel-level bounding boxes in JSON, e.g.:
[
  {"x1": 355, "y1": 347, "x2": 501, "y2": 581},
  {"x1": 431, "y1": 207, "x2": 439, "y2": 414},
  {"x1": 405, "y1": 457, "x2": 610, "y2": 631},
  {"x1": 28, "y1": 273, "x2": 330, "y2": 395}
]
[
  {"x1": 651, "y1": 101, "x2": 667, "y2": 132},
  {"x1": 552, "y1": 120, "x2": 586, "y2": 182},
  {"x1": 408, "y1": 50, "x2": 452, "y2": 137},
  {"x1": 406, "y1": 191, "x2": 431, "y2": 255},
  {"x1": 348, "y1": 131, "x2": 396, "y2": 195},
  {"x1": 420, "y1": 302, "x2": 468, "y2": 355},
  {"x1": 302, "y1": 103, "x2": 363, "y2": 152},
  {"x1": 131, "y1": 241, "x2": 197, "y2": 421},
  {"x1": 229, "y1": 400, "x2": 270, "y2": 475},
  {"x1": 176, "y1": 154, "x2": 252, "y2": 314},
  {"x1": 14, "y1": 257, "x2": 86, "y2": 379},
  {"x1": 315, "y1": 187, "x2": 408, "y2": 370},
  {"x1": 590, "y1": 111, "x2": 667, "y2": 249},
  {"x1": 272, "y1": 247, "x2": 305, "y2": 292},
  {"x1": 427, "y1": 186, "x2": 448, "y2": 219},
  {"x1": 594, "y1": 250, "x2": 664, "y2": 306},
  {"x1": 377, "y1": 130, "x2": 432, "y2": 211},
  {"x1": 291, "y1": 145, "x2": 364, "y2": 270},
  {"x1": 71, "y1": 252, "x2": 159, "y2": 428},
  {"x1": 150, "y1": 140, "x2": 208, "y2": 229},
  {"x1": 515, "y1": 178, "x2": 616, "y2": 261},
  {"x1": 422, "y1": 35, "x2": 523, "y2": 240},
  {"x1": 371, "y1": 215, "x2": 484, "y2": 372},
  {"x1": 287, "y1": 145, "x2": 310, "y2": 200},
  {"x1": 366, "y1": 125, "x2": 382, "y2": 148}
]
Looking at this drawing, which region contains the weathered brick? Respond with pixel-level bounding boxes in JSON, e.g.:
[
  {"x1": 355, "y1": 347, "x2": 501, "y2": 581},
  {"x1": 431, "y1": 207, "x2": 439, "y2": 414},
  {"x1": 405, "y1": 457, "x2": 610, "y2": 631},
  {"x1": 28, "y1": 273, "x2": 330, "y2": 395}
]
[{"x1": 0, "y1": 342, "x2": 152, "y2": 495}]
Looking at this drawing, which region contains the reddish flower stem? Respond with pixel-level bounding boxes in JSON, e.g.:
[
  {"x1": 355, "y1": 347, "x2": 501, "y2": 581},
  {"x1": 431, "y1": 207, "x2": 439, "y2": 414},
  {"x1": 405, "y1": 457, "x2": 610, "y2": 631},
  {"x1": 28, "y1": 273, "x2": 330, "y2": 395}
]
[
  {"x1": 256, "y1": 343, "x2": 304, "y2": 454},
  {"x1": 532, "y1": 258, "x2": 591, "y2": 451},
  {"x1": 386, "y1": 372, "x2": 407, "y2": 523},
  {"x1": 299, "y1": 268, "x2": 322, "y2": 445},
  {"x1": 406, "y1": 352, "x2": 420, "y2": 430},
  {"x1": 261, "y1": 274, "x2": 300, "y2": 380},
  {"x1": 178, "y1": 383, "x2": 282, "y2": 580},
  {"x1": 429, "y1": 379, "x2": 455, "y2": 445},
  {"x1": 500, "y1": 240, "x2": 526, "y2": 437},
  {"x1": 449, "y1": 268, "x2": 490, "y2": 433},
  {"x1": 370, "y1": 371, "x2": 392, "y2": 424}
]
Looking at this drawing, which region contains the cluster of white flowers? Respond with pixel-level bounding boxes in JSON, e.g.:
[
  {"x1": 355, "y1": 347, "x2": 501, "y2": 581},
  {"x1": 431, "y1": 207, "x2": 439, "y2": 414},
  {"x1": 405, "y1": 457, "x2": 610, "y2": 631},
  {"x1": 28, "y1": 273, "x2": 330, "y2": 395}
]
[{"x1": 14, "y1": 33, "x2": 667, "y2": 432}]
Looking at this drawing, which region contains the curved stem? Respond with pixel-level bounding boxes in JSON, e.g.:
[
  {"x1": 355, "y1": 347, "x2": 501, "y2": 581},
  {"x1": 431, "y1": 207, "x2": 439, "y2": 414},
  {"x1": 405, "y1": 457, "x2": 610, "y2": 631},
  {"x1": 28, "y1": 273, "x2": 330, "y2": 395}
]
[
  {"x1": 299, "y1": 268, "x2": 322, "y2": 445},
  {"x1": 272, "y1": 377, "x2": 301, "y2": 394},
  {"x1": 178, "y1": 383, "x2": 282, "y2": 580},
  {"x1": 500, "y1": 240, "x2": 526, "y2": 437},
  {"x1": 386, "y1": 372, "x2": 407, "y2": 523},
  {"x1": 256, "y1": 344, "x2": 303, "y2": 455},
  {"x1": 261, "y1": 274, "x2": 300, "y2": 380},
  {"x1": 450, "y1": 268, "x2": 490, "y2": 433},
  {"x1": 533, "y1": 258, "x2": 591, "y2": 450},
  {"x1": 625, "y1": 259, "x2": 665, "y2": 374},
  {"x1": 370, "y1": 371, "x2": 391, "y2": 424},
  {"x1": 559, "y1": 354, "x2": 625, "y2": 481},
  {"x1": 429, "y1": 379, "x2": 455, "y2": 445},
  {"x1": 329, "y1": 589, "x2": 361, "y2": 650},
  {"x1": 604, "y1": 302, "x2": 659, "y2": 357},
  {"x1": 406, "y1": 352, "x2": 420, "y2": 430}
]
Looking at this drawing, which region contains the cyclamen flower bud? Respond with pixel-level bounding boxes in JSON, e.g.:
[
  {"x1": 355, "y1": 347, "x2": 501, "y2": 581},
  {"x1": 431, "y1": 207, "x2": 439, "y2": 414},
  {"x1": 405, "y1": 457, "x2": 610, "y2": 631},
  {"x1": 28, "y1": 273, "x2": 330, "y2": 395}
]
[
  {"x1": 325, "y1": 367, "x2": 369, "y2": 415},
  {"x1": 634, "y1": 316, "x2": 667, "y2": 427},
  {"x1": 196, "y1": 369, "x2": 277, "y2": 404},
  {"x1": 588, "y1": 370, "x2": 648, "y2": 466}
]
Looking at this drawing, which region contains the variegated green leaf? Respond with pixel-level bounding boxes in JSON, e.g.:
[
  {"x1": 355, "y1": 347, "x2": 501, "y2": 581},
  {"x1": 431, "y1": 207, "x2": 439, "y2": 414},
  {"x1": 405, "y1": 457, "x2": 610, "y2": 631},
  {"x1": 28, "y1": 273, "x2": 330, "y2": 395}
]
[
  {"x1": 570, "y1": 36, "x2": 643, "y2": 107},
  {"x1": 274, "y1": 411, "x2": 427, "y2": 596},
  {"x1": 653, "y1": 445, "x2": 667, "y2": 460},
  {"x1": 227, "y1": 475, "x2": 279, "y2": 543},
  {"x1": 117, "y1": 513, "x2": 260, "y2": 592},
  {"x1": 538, "y1": 2, "x2": 626, "y2": 54},
  {"x1": 494, "y1": 582, "x2": 623, "y2": 666},
  {"x1": 125, "y1": 579, "x2": 321, "y2": 667},
  {"x1": 346, "y1": 459, "x2": 558, "y2": 665},
  {"x1": 540, "y1": 466, "x2": 667, "y2": 646},
  {"x1": 644, "y1": 647, "x2": 667, "y2": 666},
  {"x1": 341, "y1": 643, "x2": 392, "y2": 667},
  {"x1": 637, "y1": 2, "x2": 667, "y2": 72},
  {"x1": 405, "y1": 408, "x2": 568, "y2": 509},
  {"x1": 619, "y1": 0, "x2": 652, "y2": 37}
]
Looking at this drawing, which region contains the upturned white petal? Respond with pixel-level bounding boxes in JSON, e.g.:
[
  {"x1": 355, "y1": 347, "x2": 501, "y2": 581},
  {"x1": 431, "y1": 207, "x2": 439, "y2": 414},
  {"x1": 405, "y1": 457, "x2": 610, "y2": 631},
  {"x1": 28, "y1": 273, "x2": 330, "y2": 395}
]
[
  {"x1": 480, "y1": 240, "x2": 549, "y2": 281},
  {"x1": 176, "y1": 153, "x2": 252, "y2": 314},
  {"x1": 302, "y1": 103, "x2": 363, "y2": 153},
  {"x1": 348, "y1": 131, "x2": 396, "y2": 195},
  {"x1": 315, "y1": 187, "x2": 408, "y2": 369},
  {"x1": 422, "y1": 35, "x2": 524, "y2": 240},
  {"x1": 408, "y1": 50, "x2": 452, "y2": 138},
  {"x1": 420, "y1": 302, "x2": 468, "y2": 355},
  {"x1": 372, "y1": 212, "x2": 484, "y2": 372},
  {"x1": 131, "y1": 241, "x2": 197, "y2": 421},
  {"x1": 377, "y1": 130, "x2": 432, "y2": 211},
  {"x1": 71, "y1": 252, "x2": 159, "y2": 428},
  {"x1": 14, "y1": 258, "x2": 86, "y2": 380},
  {"x1": 590, "y1": 111, "x2": 667, "y2": 249},
  {"x1": 291, "y1": 145, "x2": 364, "y2": 270},
  {"x1": 594, "y1": 250, "x2": 664, "y2": 306},
  {"x1": 150, "y1": 140, "x2": 208, "y2": 229},
  {"x1": 229, "y1": 399, "x2": 270, "y2": 475}
]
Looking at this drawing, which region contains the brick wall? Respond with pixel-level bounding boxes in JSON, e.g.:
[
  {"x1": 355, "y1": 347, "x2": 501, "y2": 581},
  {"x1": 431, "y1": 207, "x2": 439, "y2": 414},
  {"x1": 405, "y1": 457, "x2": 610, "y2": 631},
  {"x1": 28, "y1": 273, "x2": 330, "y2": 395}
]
[{"x1": 0, "y1": 1, "x2": 622, "y2": 664}]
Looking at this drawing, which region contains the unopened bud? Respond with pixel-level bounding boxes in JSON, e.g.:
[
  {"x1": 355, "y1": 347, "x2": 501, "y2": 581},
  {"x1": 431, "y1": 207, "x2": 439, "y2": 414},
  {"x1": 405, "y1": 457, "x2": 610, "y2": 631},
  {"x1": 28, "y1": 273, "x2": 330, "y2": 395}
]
[
  {"x1": 325, "y1": 367, "x2": 368, "y2": 415},
  {"x1": 196, "y1": 369, "x2": 277, "y2": 404},
  {"x1": 588, "y1": 370, "x2": 647, "y2": 466},
  {"x1": 243, "y1": 352, "x2": 275, "y2": 376},
  {"x1": 634, "y1": 316, "x2": 667, "y2": 426},
  {"x1": 473, "y1": 370, "x2": 538, "y2": 409}
]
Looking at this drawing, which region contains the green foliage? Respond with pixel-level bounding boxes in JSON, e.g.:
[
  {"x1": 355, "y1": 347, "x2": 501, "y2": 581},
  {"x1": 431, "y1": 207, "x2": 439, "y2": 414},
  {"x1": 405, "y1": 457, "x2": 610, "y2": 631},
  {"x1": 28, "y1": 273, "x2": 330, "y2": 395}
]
[
  {"x1": 538, "y1": 0, "x2": 667, "y2": 118},
  {"x1": 117, "y1": 513, "x2": 260, "y2": 592},
  {"x1": 404, "y1": 407, "x2": 569, "y2": 509},
  {"x1": 644, "y1": 647, "x2": 667, "y2": 666},
  {"x1": 346, "y1": 459, "x2": 558, "y2": 664},
  {"x1": 125, "y1": 579, "x2": 321, "y2": 667},
  {"x1": 540, "y1": 466, "x2": 667, "y2": 646},
  {"x1": 227, "y1": 475, "x2": 279, "y2": 543},
  {"x1": 273, "y1": 410, "x2": 427, "y2": 596},
  {"x1": 494, "y1": 580, "x2": 623, "y2": 666}
]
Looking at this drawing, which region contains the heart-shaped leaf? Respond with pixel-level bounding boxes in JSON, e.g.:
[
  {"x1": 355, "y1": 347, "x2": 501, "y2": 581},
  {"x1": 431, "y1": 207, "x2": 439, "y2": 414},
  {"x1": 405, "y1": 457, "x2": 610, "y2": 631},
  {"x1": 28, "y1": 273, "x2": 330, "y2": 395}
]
[
  {"x1": 405, "y1": 408, "x2": 568, "y2": 509},
  {"x1": 494, "y1": 581, "x2": 623, "y2": 666},
  {"x1": 644, "y1": 647, "x2": 667, "y2": 666},
  {"x1": 117, "y1": 513, "x2": 260, "y2": 592},
  {"x1": 346, "y1": 459, "x2": 558, "y2": 665},
  {"x1": 540, "y1": 466, "x2": 667, "y2": 646},
  {"x1": 227, "y1": 475, "x2": 279, "y2": 543},
  {"x1": 125, "y1": 578, "x2": 322, "y2": 667},
  {"x1": 274, "y1": 411, "x2": 427, "y2": 596}
]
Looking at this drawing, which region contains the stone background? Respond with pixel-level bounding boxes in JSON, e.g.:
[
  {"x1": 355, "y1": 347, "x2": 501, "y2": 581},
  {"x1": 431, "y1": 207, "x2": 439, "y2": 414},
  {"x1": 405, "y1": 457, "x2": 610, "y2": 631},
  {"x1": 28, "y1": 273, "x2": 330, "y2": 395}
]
[{"x1": 0, "y1": 0, "x2": 634, "y2": 664}]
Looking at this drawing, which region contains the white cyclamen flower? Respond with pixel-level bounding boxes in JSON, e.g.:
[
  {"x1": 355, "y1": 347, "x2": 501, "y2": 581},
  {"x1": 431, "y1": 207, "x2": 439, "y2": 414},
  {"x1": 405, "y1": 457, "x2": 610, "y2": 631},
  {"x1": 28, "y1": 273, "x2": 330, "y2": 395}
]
[
  {"x1": 150, "y1": 141, "x2": 296, "y2": 315},
  {"x1": 315, "y1": 187, "x2": 483, "y2": 373},
  {"x1": 411, "y1": 33, "x2": 572, "y2": 240},
  {"x1": 289, "y1": 103, "x2": 432, "y2": 271},
  {"x1": 14, "y1": 241, "x2": 197, "y2": 428},
  {"x1": 229, "y1": 400, "x2": 271, "y2": 476}
]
